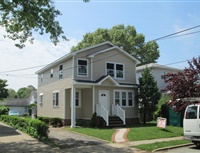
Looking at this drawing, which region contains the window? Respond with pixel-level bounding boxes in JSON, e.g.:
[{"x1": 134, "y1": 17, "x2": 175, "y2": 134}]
[
  {"x1": 50, "y1": 69, "x2": 53, "y2": 78},
  {"x1": 41, "y1": 74, "x2": 43, "y2": 82},
  {"x1": 78, "y1": 59, "x2": 88, "y2": 76},
  {"x1": 39, "y1": 93, "x2": 43, "y2": 103},
  {"x1": 186, "y1": 106, "x2": 198, "y2": 119},
  {"x1": 59, "y1": 65, "x2": 63, "y2": 80},
  {"x1": 53, "y1": 92, "x2": 59, "y2": 106},
  {"x1": 75, "y1": 90, "x2": 81, "y2": 107},
  {"x1": 106, "y1": 62, "x2": 124, "y2": 79},
  {"x1": 114, "y1": 90, "x2": 134, "y2": 107}
]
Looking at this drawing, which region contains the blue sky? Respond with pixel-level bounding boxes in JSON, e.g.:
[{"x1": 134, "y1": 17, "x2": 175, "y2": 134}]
[{"x1": 0, "y1": 0, "x2": 200, "y2": 90}]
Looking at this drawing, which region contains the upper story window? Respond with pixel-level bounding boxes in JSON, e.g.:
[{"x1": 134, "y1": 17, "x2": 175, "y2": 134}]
[
  {"x1": 59, "y1": 64, "x2": 63, "y2": 80},
  {"x1": 106, "y1": 62, "x2": 124, "y2": 79},
  {"x1": 78, "y1": 59, "x2": 88, "y2": 76},
  {"x1": 40, "y1": 74, "x2": 43, "y2": 82},
  {"x1": 53, "y1": 91, "x2": 59, "y2": 107},
  {"x1": 50, "y1": 69, "x2": 53, "y2": 78}
]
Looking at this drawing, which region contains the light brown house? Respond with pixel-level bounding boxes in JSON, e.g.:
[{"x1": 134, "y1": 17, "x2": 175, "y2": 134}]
[{"x1": 36, "y1": 41, "x2": 140, "y2": 127}]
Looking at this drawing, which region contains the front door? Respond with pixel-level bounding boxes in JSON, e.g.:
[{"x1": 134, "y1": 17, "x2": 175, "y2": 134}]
[{"x1": 99, "y1": 90, "x2": 110, "y2": 115}]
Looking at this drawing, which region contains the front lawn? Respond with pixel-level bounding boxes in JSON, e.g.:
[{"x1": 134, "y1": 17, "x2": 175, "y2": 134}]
[
  {"x1": 134, "y1": 140, "x2": 191, "y2": 152},
  {"x1": 67, "y1": 127, "x2": 115, "y2": 142},
  {"x1": 127, "y1": 125, "x2": 183, "y2": 141},
  {"x1": 67, "y1": 124, "x2": 183, "y2": 142}
]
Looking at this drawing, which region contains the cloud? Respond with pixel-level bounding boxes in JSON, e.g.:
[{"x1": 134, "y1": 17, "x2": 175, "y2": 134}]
[{"x1": 0, "y1": 28, "x2": 79, "y2": 91}]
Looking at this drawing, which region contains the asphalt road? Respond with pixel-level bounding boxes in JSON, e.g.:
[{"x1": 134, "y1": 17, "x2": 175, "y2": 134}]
[{"x1": 156, "y1": 145, "x2": 200, "y2": 153}]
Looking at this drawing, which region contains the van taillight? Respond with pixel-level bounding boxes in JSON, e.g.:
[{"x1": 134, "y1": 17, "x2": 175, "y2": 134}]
[{"x1": 184, "y1": 111, "x2": 186, "y2": 119}]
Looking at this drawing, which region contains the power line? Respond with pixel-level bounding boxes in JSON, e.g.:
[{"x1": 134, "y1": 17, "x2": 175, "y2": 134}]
[{"x1": 152, "y1": 24, "x2": 200, "y2": 41}]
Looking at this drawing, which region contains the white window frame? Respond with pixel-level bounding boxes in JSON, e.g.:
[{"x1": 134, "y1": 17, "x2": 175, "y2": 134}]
[
  {"x1": 77, "y1": 59, "x2": 88, "y2": 77},
  {"x1": 53, "y1": 91, "x2": 59, "y2": 107},
  {"x1": 106, "y1": 62, "x2": 125, "y2": 80},
  {"x1": 75, "y1": 90, "x2": 81, "y2": 107},
  {"x1": 50, "y1": 68, "x2": 53, "y2": 78},
  {"x1": 113, "y1": 90, "x2": 134, "y2": 107},
  {"x1": 41, "y1": 74, "x2": 43, "y2": 82},
  {"x1": 39, "y1": 93, "x2": 43, "y2": 103},
  {"x1": 59, "y1": 64, "x2": 63, "y2": 80}
]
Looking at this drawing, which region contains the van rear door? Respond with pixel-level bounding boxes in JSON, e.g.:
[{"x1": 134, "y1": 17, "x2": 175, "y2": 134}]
[{"x1": 184, "y1": 105, "x2": 199, "y2": 138}]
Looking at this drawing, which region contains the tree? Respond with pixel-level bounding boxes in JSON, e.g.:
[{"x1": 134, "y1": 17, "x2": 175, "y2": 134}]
[
  {"x1": 0, "y1": 0, "x2": 89, "y2": 48},
  {"x1": 7, "y1": 88, "x2": 17, "y2": 98},
  {"x1": 71, "y1": 24, "x2": 160, "y2": 65},
  {"x1": 17, "y1": 87, "x2": 30, "y2": 98},
  {"x1": 164, "y1": 57, "x2": 200, "y2": 112},
  {"x1": 0, "y1": 79, "x2": 8, "y2": 100},
  {"x1": 138, "y1": 67, "x2": 161, "y2": 124}
]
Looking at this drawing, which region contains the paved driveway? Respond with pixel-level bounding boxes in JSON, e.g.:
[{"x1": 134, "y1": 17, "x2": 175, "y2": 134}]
[{"x1": 0, "y1": 122, "x2": 139, "y2": 153}]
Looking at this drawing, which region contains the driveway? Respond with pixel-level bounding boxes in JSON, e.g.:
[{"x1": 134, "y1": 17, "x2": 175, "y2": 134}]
[
  {"x1": 0, "y1": 122, "x2": 138, "y2": 153},
  {"x1": 0, "y1": 122, "x2": 58, "y2": 153}
]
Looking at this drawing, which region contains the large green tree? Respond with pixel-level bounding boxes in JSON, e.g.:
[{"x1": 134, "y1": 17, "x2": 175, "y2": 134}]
[
  {"x1": 138, "y1": 67, "x2": 161, "y2": 124},
  {"x1": 0, "y1": 79, "x2": 8, "y2": 100},
  {"x1": 7, "y1": 88, "x2": 17, "y2": 98},
  {"x1": 0, "y1": 0, "x2": 88, "y2": 48},
  {"x1": 71, "y1": 24, "x2": 160, "y2": 65}
]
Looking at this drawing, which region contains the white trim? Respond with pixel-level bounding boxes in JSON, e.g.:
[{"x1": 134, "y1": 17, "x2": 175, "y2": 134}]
[
  {"x1": 71, "y1": 86, "x2": 76, "y2": 128},
  {"x1": 98, "y1": 75, "x2": 119, "y2": 86},
  {"x1": 39, "y1": 93, "x2": 43, "y2": 96},
  {"x1": 58, "y1": 64, "x2": 63, "y2": 80},
  {"x1": 91, "y1": 58, "x2": 93, "y2": 81},
  {"x1": 50, "y1": 68, "x2": 53, "y2": 78},
  {"x1": 92, "y1": 85, "x2": 95, "y2": 113},
  {"x1": 105, "y1": 62, "x2": 125, "y2": 80},
  {"x1": 52, "y1": 90, "x2": 59, "y2": 107},
  {"x1": 88, "y1": 46, "x2": 140, "y2": 64},
  {"x1": 75, "y1": 90, "x2": 81, "y2": 108},
  {"x1": 99, "y1": 90, "x2": 110, "y2": 115},
  {"x1": 77, "y1": 58, "x2": 89, "y2": 77},
  {"x1": 113, "y1": 90, "x2": 135, "y2": 107},
  {"x1": 72, "y1": 56, "x2": 75, "y2": 80}
]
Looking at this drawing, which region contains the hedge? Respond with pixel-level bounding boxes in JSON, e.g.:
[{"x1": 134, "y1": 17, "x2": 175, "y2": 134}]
[
  {"x1": 37, "y1": 116, "x2": 63, "y2": 127},
  {"x1": 0, "y1": 115, "x2": 49, "y2": 140}
]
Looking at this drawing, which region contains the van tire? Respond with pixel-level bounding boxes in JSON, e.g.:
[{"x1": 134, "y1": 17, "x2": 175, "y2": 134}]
[{"x1": 194, "y1": 142, "x2": 200, "y2": 148}]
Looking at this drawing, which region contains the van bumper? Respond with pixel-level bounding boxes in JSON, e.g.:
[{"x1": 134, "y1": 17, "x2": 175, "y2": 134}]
[{"x1": 184, "y1": 135, "x2": 200, "y2": 142}]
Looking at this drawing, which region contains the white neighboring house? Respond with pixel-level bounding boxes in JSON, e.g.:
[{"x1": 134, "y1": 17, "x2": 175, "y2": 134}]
[
  {"x1": 29, "y1": 91, "x2": 37, "y2": 104},
  {"x1": 136, "y1": 63, "x2": 183, "y2": 91}
]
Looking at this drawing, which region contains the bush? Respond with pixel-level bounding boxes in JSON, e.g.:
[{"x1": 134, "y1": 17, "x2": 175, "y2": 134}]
[
  {"x1": 0, "y1": 115, "x2": 49, "y2": 140},
  {"x1": 90, "y1": 112, "x2": 97, "y2": 127},
  {"x1": 0, "y1": 106, "x2": 9, "y2": 115},
  {"x1": 38, "y1": 116, "x2": 62, "y2": 127}
]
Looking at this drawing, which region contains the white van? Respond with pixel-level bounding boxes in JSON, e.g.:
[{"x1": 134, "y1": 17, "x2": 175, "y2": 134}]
[{"x1": 183, "y1": 104, "x2": 200, "y2": 147}]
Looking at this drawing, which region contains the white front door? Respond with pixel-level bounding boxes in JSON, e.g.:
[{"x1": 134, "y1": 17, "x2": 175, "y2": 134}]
[{"x1": 99, "y1": 90, "x2": 110, "y2": 115}]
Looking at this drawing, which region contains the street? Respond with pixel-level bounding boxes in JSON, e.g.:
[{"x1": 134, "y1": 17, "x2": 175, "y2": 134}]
[{"x1": 156, "y1": 145, "x2": 200, "y2": 153}]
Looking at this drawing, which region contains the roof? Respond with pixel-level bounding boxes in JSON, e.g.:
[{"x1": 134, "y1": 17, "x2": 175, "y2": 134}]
[
  {"x1": 75, "y1": 75, "x2": 138, "y2": 87},
  {"x1": 36, "y1": 41, "x2": 140, "y2": 74},
  {"x1": 136, "y1": 63, "x2": 183, "y2": 72},
  {"x1": 0, "y1": 98, "x2": 29, "y2": 107}
]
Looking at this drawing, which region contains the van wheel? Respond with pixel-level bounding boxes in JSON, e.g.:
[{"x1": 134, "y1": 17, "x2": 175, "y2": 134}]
[{"x1": 195, "y1": 142, "x2": 200, "y2": 148}]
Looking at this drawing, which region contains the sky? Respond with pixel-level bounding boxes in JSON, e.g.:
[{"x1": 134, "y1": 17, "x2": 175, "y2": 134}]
[{"x1": 0, "y1": 0, "x2": 200, "y2": 91}]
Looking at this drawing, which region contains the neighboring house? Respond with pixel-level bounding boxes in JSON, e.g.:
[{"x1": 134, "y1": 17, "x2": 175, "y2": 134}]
[
  {"x1": 29, "y1": 91, "x2": 37, "y2": 104},
  {"x1": 0, "y1": 98, "x2": 29, "y2": 115},
  {"x1": 136, "y1": 63, "x2": 182, "y2": 91},
  {"x1": 36, "y1": 41, "x2": 140, "y2": 127}
]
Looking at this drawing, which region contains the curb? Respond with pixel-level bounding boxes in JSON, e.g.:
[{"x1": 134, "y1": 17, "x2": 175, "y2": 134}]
[{"x1": 152, "y1": 143, "x2": 193, "y2": 152}]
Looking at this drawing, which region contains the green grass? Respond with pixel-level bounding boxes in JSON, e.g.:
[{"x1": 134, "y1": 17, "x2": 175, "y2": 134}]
[
  {"x1": 127, "y1": 125, "x2": 183, "y2": 141},
  {"x1": 66, "y1": 124, "x2": 183, "y2": 142},
  {"x1": 134, "y1": 140, "x2": 191, "y2": 152},
  {"x1": 67, "y1": 127, "x2": 115, "y2": 142}
]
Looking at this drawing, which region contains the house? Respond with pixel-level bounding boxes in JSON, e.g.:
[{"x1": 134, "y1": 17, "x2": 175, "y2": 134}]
[
  {"x1": 36, "y1": 41, "x2": 140, "y2": 127},
  {"x1": 136, "y1": 63, "x2": 182, "y2": 91},
  {"x1": 0, "y1": 98, "x2": 29, "y2": 115},
  {"x1": 29, "y1": 91, "x2": 37, "y2": 104}
]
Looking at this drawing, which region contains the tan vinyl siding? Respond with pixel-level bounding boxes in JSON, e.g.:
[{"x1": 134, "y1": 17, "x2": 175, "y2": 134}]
[
  {"x1": 37, "y1": 77, "x2": 73, "y2": 119},
  {"x1": 38, "y1": 58, "x2": 73, "y2": 87},
  {"x1": 92, "y1": 49, "x2": 137, "y2": 83}
]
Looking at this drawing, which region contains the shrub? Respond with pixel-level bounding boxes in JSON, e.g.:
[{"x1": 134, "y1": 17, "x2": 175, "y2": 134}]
[
  {"x1": 0, "y1": 106, "x2": 9, "y2": 115},
  {"x1": 0, "y1": 115, "x2": 48, "y2": 140},
  {"x1": 90, "y1": 112, "x2": 97, "y2": 127},
  {"x1": 38, "y1": 116, "x2": 62, "y2": 127}
]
